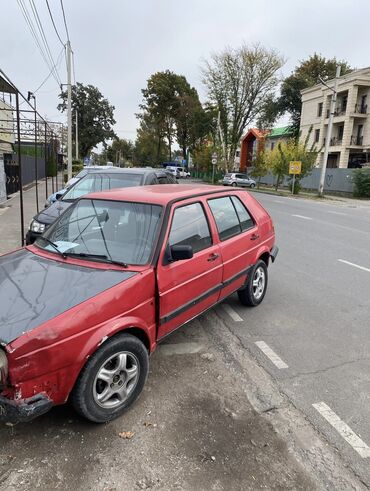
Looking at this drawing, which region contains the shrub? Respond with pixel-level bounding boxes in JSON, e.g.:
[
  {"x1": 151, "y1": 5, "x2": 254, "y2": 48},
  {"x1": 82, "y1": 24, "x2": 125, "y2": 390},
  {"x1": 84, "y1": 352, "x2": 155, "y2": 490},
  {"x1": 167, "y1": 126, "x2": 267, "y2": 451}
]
[
  {"x1": 353, "y1": 168, "x2": 370, "y2": 198},
  {"x1": 72, "y1": 159, "x2": 84, "y2": 174}
]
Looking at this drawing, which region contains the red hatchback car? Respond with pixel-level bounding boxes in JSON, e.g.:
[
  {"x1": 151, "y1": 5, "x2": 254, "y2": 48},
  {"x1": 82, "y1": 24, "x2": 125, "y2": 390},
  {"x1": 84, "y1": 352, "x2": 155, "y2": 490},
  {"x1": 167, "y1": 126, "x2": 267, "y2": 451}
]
[{"x1": 0, "y1": 185, "x2": 278, "y2": 423}]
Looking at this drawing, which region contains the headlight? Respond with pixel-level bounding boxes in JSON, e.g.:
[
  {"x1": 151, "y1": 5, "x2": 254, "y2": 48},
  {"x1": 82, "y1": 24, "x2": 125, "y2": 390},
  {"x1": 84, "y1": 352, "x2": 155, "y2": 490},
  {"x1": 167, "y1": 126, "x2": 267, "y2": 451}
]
[
  {"x1": 30, "y1": 220, "x2": 46, "y2": 233},
  {"x1": 0, "y1": 350, "x2": 8, "y2": 387}
]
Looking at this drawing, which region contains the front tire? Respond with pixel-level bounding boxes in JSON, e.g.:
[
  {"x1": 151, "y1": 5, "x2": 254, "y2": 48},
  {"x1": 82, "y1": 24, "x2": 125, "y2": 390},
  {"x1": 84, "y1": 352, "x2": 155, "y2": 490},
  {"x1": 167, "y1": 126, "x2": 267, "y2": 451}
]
[
  {"x1": 238, "y1": 260, "x2": 268, "y2": 307},
  {"x1": 250, "y1": 183, "x2": 256, "y2": 188},
  {"x1": 71, "y1": 334, "x2": 149, "y2": 423},
  {"x1": 232, "y1": 182, "x2": 237, "y2": 187}
]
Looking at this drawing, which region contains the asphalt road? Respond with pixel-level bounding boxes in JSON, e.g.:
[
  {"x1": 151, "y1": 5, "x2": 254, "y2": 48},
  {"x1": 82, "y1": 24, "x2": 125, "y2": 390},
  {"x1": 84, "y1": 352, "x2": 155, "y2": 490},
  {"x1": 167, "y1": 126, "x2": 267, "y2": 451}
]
[
  {"x1": 1, "y1": 183, "x2": 370, "y2": 489},
  {"x1": 217, "y1": 190, "x2": 370, "y2": 487}
]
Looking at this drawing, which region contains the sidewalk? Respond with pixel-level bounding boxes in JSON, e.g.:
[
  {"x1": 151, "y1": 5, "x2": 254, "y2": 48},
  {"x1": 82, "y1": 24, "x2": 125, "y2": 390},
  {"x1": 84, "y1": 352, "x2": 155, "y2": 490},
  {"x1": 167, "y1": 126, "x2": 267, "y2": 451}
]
[{"x1": 0, "y1": 180, "x2": 47, "y2": 255}]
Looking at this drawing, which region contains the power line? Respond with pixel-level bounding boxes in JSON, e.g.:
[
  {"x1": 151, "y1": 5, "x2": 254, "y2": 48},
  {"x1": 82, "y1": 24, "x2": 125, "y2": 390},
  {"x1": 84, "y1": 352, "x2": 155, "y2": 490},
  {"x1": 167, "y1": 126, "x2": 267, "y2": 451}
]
[
  {"x1": 17, "y1": 0, "x2": 58, "y2": 85},
  {"x1": 60, "y1": 0, "x2": 70, "y2": 42},
  {"x1": 16, "y1": 0, "x2": 61, "y2": 88},
  {"x1": 34, "y1": 47, "x2": 65, "y2": 94},
  {"x1": 28, "y1": 0, "x2": 62, "y2": 86},
  {"x1": 45, "y1": 0, "x2": 65, "y2": 47}
]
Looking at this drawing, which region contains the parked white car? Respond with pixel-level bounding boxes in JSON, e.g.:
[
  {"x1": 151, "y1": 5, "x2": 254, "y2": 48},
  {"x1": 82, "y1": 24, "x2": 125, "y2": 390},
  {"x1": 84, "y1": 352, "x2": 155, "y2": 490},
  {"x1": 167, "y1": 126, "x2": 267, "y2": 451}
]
[{"x1": 222, "y1": 173, "x2": 256, "y2": 188}]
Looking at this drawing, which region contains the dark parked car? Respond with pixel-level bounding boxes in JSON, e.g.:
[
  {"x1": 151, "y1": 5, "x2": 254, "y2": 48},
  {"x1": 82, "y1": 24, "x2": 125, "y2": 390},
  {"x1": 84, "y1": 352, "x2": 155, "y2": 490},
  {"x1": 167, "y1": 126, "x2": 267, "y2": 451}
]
[
  {"x1": 0, "y1": 185, "x2": 277, "y2": 423},
  {"x1": 26, "y1": 168, "x2": 178, "y2": 244}
]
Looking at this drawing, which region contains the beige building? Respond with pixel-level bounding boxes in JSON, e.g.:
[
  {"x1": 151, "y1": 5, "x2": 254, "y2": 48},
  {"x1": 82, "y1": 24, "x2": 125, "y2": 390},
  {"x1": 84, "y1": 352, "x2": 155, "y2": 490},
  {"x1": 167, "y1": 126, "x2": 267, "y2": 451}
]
[{"x1": 300, "y1": 67, "x2": 370, "y2": 168}]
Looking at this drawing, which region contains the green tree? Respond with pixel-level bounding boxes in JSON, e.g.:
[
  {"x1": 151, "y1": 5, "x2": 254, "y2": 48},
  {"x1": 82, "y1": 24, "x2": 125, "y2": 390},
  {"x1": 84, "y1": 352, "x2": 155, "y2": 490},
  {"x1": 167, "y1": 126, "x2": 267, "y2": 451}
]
[
  {"x1": 134, "y1": 120, "x2": 168, "y2": 167},
  {"x1": 58, "y1": 83, "x2": 116, "y2": 158},
  {"x1": 266, "y1": 127, "x2": 318, "y2": 192},
  {"x1": 202, "y1": 43, "x2": 284, "y2": 169},
  {"x1": 138, "y1": 70, "x2": 206, "y2": 160},
  {"x1": 250, "y1": 151, "x2": 270, "y2": 188},
  {"x1": 264, "y1": 54, "x2": 352, "y2": 136},
  {"x1": 106, "y1": 138, "x2": 134, "y2": 166}
]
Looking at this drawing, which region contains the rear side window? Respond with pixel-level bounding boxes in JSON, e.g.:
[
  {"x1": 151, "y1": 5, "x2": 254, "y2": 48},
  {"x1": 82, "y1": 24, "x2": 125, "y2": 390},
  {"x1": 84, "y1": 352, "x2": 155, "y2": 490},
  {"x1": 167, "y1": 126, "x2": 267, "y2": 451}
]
[
  {"x1": 168, "y1": 203, "x2": 211, "y2": 254},
  {"x1": 231, "y1": 196, "x2": 254, "y2": 231},
  {"x1": 208, "y1": 197, "x2": 241, "y2": 240},
  {"x1": 208, "y1": 196, "x2": 254, "y2": 241}
]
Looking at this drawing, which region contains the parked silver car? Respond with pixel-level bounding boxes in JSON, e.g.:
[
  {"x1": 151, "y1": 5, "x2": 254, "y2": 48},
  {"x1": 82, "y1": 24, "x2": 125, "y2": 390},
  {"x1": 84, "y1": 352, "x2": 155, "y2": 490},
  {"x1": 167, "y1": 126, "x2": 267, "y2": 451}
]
[{"x1": 222, "y1": 173, "x2": 256, "y2": 188}]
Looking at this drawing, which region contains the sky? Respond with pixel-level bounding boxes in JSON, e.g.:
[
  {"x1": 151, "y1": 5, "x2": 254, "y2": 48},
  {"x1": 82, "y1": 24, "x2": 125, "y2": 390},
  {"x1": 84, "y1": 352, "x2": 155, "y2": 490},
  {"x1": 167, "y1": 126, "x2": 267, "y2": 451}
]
[{"x1": 2, "y1": 0, "x2": 370, "y2": 146}]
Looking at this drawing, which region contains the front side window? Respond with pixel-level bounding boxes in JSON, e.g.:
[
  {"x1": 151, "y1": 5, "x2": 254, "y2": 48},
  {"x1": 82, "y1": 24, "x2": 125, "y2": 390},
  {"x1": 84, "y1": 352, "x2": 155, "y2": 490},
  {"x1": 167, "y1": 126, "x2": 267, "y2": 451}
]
[
  {"x1": 168, "y1": 203, "x2": 211, "y2": 254},
  {"x1": 37, "y1": 199, "x2": 162, "y2": 265},
  {"x1": 63, "y1": 173, "x2": 143, "y2": 201}
]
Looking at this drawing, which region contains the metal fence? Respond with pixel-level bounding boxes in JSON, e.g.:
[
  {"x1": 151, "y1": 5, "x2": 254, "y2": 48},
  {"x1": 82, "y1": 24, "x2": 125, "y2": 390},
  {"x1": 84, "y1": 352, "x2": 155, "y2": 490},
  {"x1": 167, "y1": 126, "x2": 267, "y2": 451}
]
[{"x1": 258, "y1": 168, "x2": 355, "y2": 194}]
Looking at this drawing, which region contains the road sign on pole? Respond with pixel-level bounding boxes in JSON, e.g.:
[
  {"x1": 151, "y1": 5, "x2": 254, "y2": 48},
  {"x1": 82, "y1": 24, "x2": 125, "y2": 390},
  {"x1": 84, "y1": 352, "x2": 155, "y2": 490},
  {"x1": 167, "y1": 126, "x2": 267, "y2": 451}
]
[
  {"x1": 289, "y1": 161, "x2": 302, "y2": 195},
  {"x1": 289, "y1": 161, "x2": 302, "y2": 175},
  {"x1": 211, "y1": 153, "x2": 217, "y2": 184}
]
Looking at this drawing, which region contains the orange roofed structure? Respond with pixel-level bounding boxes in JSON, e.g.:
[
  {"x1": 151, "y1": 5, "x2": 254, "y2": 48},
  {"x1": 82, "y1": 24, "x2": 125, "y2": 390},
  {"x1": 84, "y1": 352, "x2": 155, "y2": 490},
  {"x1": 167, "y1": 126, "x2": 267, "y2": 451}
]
[{"x1": 239, "y1": 128, "x2": 268, "y2": 172}]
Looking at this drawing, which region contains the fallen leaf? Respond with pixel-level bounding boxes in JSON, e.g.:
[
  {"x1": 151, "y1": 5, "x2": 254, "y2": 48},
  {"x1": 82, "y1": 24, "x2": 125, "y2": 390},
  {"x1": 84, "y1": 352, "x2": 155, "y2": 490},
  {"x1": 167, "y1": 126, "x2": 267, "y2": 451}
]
[
  {"x1": 143, "y1": 421, "x2": 153, "y2": 427},
  {"x1": 118, "y1": 431, "x2": 135, "y2": 439}
]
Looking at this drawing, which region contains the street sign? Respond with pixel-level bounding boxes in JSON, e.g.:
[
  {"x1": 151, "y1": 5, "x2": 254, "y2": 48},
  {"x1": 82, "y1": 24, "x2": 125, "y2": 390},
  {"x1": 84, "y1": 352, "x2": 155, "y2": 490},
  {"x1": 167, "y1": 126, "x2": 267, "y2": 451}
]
[
  {"x1": 289, "y1": 161, "x2": 302, "y2": 175},
  {"x1": 211, "y1": 158, "x2": 217, "y2": 165},
  {"x1": 212, "y1": 152, "x2": 217, "y2": 159}
]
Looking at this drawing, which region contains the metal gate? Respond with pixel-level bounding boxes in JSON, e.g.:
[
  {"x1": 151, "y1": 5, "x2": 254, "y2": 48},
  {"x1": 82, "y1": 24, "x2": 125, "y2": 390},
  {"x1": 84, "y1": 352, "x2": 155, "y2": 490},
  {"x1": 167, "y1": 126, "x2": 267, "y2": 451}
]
[{"x1": 4, "y1": 153, "x2": 20, "y2": 195}]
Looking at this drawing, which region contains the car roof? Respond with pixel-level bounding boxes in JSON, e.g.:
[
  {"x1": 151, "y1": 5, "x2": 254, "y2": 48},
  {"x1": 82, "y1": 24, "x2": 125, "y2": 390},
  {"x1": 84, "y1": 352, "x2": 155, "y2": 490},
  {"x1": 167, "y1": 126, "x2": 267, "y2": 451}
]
[
  {"x1": 81, "y1": 167, "x2": 158, "y2": 175},
  {"x1": 85, "y1": 184, "x2": 234, "y2": 205}
]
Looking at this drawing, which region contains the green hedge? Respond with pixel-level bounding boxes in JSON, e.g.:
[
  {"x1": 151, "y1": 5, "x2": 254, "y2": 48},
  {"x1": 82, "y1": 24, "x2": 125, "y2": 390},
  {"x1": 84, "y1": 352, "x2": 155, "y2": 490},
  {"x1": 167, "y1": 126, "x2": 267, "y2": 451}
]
[{"x1": 353, "y1": 168, "x2": 370, "y2": 198}]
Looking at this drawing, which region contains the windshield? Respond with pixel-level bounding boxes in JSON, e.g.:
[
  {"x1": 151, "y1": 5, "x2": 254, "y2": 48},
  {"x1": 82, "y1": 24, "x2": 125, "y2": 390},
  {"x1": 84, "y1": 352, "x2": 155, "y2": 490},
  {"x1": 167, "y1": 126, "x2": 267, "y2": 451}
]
[
  {"x1": 37, "y1": 199, "x2": 162, "y2": 266},
  {"x1": 62, "y1": 173, "x2": 143, "y2": 201}
]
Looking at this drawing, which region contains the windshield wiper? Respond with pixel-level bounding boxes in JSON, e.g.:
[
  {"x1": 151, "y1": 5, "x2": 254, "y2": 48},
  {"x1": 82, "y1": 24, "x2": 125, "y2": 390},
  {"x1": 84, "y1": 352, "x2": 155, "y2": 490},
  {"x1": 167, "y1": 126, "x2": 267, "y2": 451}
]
[
  {"x1": 37, "y1": 237, "x2": 66, "y2": 259},
  {"x1": 64, "y1": 252, "x2": 128, "y2": 268}
]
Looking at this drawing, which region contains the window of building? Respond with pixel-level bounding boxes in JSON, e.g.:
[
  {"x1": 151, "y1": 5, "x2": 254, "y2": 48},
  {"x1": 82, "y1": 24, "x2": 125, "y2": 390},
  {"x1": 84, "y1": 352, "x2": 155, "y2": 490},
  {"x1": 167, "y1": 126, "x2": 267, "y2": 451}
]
[
  {"x1": 338, "y1": 125, "x2": 344, "y2": 142},
  {"x1": 271, "y1": 141, "x2": 275, "y2": 150},
  {"x1": 168, "y1": 202, "x2": 212, "y2": 254},
  {"x1": 314, "y1": 129, "x2": 320, "y2": 143},
  {"x1": 318, "y1": 102, "x2": 323, "y2": 117}
]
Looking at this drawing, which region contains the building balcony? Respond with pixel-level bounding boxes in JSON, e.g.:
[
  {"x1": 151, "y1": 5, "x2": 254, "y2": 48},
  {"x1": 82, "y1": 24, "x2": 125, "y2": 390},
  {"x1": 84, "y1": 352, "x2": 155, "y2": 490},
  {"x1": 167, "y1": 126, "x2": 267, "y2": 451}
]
[
  {"x1": 350, "y1": 104, "x2": 367, "y2": 118},
  {"x1": 349, "y1": 135, "x2": 363, "y2": 146},
  {"x1": 330, "y1": 137, "x2": 343, "y2": 146}
]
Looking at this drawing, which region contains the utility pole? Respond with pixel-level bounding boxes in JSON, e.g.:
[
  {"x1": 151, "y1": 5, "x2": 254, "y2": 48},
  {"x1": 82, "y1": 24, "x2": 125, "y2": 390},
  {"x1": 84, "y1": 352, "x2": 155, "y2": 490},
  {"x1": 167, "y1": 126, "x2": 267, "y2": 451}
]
[
  {"x1": 318, "y1": 66, "x2": 341, "y2": 197},
  {"x1": 75, "y1": 109, "x2": 78, "y2": 160},
  {"x1": 67, "y1": 40, "x2": 72, "y2": 180},
  {"x1": 217, "y1": 111, "x2": 227, "y2": 172}
]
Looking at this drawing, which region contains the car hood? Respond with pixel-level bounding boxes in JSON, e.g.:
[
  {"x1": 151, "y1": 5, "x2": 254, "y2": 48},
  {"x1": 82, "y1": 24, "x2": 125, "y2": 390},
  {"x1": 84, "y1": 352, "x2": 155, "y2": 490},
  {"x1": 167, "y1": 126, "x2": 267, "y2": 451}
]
[
  {"x1": 35, "y1": 200, "x2": 73, "y2": 225},
  {"x1": 0, "y1": 249, "x2": 136, "y2": 345}
]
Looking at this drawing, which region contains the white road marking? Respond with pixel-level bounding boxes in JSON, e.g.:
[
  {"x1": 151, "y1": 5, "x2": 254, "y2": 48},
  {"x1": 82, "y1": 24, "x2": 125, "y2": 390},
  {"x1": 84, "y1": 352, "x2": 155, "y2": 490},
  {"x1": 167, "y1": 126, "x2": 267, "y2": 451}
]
[
  {"x1": 328, "y1": 210, "x2": 347, "y2": 216},
  {"x1": 292, "y1": 214, "x2": 312, "y2": 220},
  {"x1": 221, "y1": 304, "x2": 243, "y2": 322},
  {"x1": 273, "y1": 200, "x2": 284, "y2": 204},
  {"x1": 338, "y1": 259, "x2": 370, "y2": 273},
  {"x1": 159, "y1": 342, "x2": 204, "y2": 356},
  {"x1": 313, "y1": 402, "x2": 370, "y2": 458},
  {"x1": 255, "y1": 341, "x2": 288, "y2": 369}
]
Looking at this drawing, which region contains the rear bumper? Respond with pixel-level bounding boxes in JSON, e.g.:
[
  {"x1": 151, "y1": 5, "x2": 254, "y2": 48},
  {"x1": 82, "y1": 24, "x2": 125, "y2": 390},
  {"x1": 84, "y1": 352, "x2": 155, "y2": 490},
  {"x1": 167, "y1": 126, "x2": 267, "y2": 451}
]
[
  {"x1": 270, "y1": 246, "x2": 279, "y2": 263},
  {"x1": 0, "y1": 393, "x2": 53, "y2": 423}
]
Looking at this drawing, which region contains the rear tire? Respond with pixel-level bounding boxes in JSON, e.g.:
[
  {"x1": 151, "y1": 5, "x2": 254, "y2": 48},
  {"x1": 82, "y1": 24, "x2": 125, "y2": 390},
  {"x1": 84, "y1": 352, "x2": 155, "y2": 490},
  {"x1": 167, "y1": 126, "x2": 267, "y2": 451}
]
[
  {"x1": 71, "y1": 334, "x2": 149, "y2": 423},
  {"x1": 238, "y1": 260, "x2": 268, "y2": 307}
]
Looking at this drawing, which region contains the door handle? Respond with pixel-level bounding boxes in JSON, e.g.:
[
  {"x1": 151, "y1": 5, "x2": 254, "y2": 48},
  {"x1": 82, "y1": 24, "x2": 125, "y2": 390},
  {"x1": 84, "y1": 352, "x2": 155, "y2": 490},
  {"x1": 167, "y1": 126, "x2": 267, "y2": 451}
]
[
  {"x1": 207, "y1": 253, "x2": 219, "y2": 262},
  {"x1": 250, "y1": 233, "x2": 260, "y2": 241}
]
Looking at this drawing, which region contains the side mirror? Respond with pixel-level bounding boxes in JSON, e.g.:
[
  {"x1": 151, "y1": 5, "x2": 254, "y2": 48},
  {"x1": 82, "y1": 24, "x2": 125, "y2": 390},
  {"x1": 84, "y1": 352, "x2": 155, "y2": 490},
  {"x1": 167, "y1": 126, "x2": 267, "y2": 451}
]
[
  {"x1": 170, "y1": 244, "x2": 193, "y2": 261},
  {"x1": 55, "y1": 193, "x2": 63, "y2": 200}
]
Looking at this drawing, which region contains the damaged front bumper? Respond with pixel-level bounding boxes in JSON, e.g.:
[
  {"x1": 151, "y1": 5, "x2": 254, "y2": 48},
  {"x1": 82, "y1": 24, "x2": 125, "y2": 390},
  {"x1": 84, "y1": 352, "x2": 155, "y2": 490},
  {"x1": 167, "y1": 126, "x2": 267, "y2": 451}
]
[{"x1": 0, "y1": 393, "x2": 53, "y2": 423}]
